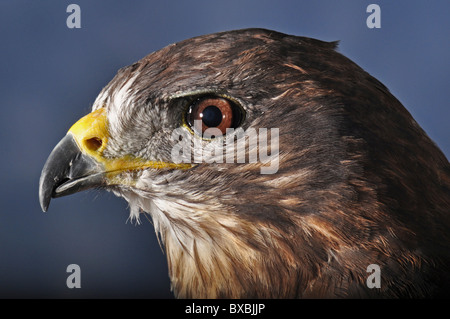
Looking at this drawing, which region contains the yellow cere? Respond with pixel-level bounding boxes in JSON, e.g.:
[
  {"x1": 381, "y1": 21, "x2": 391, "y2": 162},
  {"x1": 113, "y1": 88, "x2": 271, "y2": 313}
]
[{"x1": 67, "y1": 107, "x2": 192, "y2": 180}]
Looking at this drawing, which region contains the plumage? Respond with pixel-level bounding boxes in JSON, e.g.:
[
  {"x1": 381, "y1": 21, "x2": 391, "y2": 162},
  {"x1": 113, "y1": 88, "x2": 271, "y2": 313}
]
[{"x1": 39, "y1": 28, "x2": 450, "y2": 298}]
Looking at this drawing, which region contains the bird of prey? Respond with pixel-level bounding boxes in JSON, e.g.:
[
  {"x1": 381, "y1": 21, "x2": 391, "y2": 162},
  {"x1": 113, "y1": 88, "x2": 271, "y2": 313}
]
[{"x1": 39, "y1": 29, "x2": 450, "y2": 298}]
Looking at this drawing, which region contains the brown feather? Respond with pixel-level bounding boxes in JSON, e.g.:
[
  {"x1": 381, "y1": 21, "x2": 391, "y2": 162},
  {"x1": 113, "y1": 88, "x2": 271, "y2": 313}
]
[{"x1": 91, "y1": 29, "x2": 450, "y2": 297}]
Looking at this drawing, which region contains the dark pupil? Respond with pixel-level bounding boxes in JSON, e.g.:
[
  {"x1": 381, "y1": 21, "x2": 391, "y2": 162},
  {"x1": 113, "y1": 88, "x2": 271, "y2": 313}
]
[{"x1": 201, "y1": 105, "x2": 223, "y2": 127}]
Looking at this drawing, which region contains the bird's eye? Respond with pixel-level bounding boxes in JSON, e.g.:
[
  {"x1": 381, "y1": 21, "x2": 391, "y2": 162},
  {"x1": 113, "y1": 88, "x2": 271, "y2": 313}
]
[{"x1": 185, "y1": 96, "x2": 243, "y2": 137}]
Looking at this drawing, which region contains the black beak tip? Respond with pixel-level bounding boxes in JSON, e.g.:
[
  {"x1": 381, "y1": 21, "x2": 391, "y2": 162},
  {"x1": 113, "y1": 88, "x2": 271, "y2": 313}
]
[
  {"x1": 40, "y1": 200, "x2": 49, "y2": 213},
  {"x1": 39, "y1": 167, "x2": 54, "y2": 212},
  {"x1": 39, "y1": 181, "x2": 50, "y2": 212}
]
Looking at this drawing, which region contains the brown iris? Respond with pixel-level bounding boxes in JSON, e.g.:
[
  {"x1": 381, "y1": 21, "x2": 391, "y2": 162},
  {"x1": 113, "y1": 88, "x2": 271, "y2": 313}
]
[{"x1": 186, "y1": 97, "x2": 242, "y2": 136}]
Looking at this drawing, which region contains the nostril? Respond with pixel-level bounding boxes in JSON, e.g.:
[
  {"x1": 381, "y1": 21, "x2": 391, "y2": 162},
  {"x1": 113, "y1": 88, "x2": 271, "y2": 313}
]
[{"x1": 84, "y1": 137, "x2": 103, "y2": 152}]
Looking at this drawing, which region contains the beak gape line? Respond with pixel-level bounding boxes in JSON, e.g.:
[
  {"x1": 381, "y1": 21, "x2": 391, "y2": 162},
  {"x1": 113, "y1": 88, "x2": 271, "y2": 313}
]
[{"x1": 172, "y1": 121, "x2": 280, "y2": 174}]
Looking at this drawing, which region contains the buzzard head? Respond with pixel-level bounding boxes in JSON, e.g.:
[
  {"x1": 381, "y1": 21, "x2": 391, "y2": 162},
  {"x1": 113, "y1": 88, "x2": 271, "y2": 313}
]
[{"x1": 39, "y1": 29, "x2": 450, "y2": 298}]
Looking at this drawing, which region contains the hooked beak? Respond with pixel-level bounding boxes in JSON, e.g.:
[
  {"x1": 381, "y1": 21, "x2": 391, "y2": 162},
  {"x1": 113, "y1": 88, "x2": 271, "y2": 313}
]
[
  {"x1": 39, "y1": 107, "x2": 192, "y2": 212},
  {"x1": 38, "y1": 133, "x2": 106, "y2": 212},
  {"x1": 39, "y1": 108, "x2": 109, "y2": 212}
]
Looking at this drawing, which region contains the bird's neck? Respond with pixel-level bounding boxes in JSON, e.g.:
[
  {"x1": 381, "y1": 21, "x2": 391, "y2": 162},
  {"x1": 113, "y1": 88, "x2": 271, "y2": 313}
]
[
  {"x1": 147, "y1": 198, "x2": 301, "y2": 298},
  {"x1": 161, "y1": 215, "x2": 269, "y2": 298},
  {"x1": 124, "y1": 190, "x2": 331, "y2": 298},
  {"x1": 163, "y1": 228, "x2": 251, "y2": 298}
]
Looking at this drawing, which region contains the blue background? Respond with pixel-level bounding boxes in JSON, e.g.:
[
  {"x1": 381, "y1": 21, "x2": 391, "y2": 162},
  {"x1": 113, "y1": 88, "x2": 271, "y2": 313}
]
[{"x1": 0, "y1": 1, "x2": 448, "y2": 298}]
